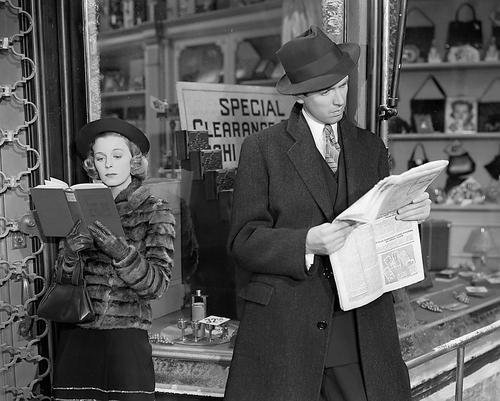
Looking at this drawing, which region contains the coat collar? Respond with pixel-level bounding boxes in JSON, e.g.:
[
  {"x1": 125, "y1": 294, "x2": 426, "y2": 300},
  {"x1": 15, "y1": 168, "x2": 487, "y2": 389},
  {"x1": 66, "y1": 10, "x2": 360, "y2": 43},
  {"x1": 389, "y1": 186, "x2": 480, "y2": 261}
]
[
  {"x1": 115, "y1": 178, "x2": 151, "y2": 215},
  {"x1": 285, "y1": 103, "x2": 367, "y2": 219}
]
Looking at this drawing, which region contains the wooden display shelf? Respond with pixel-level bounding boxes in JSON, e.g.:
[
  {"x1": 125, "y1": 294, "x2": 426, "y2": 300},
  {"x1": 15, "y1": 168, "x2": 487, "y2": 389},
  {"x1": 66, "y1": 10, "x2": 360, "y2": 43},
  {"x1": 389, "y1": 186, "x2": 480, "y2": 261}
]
[
  {"x1": 389, "y1": 133, "x2": 500, "y2": 140},
  {"x1": 432, "y1": 203, "x2": 500, "y2": 212},
  {"x1": 401, "y1": 61, "x2": 500, "y2": 71}
]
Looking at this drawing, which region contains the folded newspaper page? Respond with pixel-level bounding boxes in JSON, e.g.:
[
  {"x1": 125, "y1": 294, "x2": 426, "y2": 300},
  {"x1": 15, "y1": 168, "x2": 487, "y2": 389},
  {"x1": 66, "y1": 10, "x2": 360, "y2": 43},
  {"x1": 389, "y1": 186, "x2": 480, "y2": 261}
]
[{"x1": 329, "y1": 160, "x2": 449, "y2": 311}]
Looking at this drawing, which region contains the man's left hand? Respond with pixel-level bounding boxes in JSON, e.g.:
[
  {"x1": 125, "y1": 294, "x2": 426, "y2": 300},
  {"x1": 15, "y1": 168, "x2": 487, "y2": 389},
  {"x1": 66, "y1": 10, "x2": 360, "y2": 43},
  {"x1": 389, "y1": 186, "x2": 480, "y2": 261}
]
[
  {"x1": 88, "y1": 220, "x2": 130, "y2": 261},
  {"x1": 396, "y1": 192, "x2": 431, "y2": 223}
]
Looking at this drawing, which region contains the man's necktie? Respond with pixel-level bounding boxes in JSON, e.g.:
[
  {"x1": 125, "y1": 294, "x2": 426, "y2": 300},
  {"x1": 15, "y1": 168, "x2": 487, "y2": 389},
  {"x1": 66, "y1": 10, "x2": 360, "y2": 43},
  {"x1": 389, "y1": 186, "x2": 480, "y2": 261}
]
[{"x1": 323, "y1": 124, "x2": 340, "y2": 173}]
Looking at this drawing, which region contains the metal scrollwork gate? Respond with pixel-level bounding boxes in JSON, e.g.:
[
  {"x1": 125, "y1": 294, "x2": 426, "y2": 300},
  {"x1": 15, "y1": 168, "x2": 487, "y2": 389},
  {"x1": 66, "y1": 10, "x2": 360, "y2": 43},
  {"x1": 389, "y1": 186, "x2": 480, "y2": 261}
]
[{"x1": 0, "y1": 1, "x2": 50, "y2": 399}]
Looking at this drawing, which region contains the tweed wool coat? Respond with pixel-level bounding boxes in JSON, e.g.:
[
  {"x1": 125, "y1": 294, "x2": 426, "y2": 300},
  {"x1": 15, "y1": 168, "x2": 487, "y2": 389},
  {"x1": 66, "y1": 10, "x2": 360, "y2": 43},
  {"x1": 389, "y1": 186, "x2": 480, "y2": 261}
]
[
  {"x1": 57, "y1": 178, "x2": 175, "y2": 330},
  {"x1": 225, "y1": 104, "x2": 411, "y2": 401}
]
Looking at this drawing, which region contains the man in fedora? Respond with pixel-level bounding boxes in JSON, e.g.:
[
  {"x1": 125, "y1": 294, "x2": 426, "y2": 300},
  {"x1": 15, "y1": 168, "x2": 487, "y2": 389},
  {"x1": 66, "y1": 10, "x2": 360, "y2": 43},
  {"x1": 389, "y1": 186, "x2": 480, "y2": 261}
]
[{"x1": 225, "y1": 26, "x2": 430, "y2": 401}]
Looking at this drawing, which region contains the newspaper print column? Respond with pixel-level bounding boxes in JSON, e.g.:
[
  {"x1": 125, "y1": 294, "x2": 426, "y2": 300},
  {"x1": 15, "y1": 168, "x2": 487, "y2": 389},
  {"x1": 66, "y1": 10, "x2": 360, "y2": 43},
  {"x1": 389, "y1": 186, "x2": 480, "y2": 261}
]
[{"x1": 0, "y1": 1, "x2": 50, "y2": 400}]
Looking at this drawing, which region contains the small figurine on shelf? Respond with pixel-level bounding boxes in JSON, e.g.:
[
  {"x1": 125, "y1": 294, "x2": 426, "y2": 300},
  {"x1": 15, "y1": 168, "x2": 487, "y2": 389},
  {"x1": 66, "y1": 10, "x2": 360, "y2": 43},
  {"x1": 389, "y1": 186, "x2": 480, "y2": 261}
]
[
  {"x1": 484, "y1": 37, "x2": 499, "y2": 62},
  {"x1": 427, "y1": 40, "x2": 442, "y2": 63}
]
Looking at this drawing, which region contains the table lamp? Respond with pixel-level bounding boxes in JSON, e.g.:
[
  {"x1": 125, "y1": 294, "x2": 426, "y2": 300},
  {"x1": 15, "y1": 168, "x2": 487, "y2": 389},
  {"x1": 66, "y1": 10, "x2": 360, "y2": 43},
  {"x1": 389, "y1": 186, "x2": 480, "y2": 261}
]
[{"x1": 463, "y1": 227, "x2": 496, "y2": 269}]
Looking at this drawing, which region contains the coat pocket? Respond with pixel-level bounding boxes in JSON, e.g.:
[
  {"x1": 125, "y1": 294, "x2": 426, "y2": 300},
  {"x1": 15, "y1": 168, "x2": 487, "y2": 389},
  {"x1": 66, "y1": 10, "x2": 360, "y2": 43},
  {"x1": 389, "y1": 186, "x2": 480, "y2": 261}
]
[{"x1": 238, "y1": 281, "x2": 274, "y2": 306}]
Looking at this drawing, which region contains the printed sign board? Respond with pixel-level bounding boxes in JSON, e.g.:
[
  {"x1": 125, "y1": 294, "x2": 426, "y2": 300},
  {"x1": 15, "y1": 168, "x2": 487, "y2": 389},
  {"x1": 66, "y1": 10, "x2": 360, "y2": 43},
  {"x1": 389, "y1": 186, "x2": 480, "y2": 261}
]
[{"x1": 176, "y1": 82, "x2": 294, "y2": 169}]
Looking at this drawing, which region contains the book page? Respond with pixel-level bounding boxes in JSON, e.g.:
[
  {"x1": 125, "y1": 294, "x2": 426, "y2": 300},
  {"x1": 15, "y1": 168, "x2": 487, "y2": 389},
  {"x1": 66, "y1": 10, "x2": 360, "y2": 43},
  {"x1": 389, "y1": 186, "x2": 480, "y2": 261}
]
[{"x1": 70, "y1": 182, "x2": 107, "y2": 190}]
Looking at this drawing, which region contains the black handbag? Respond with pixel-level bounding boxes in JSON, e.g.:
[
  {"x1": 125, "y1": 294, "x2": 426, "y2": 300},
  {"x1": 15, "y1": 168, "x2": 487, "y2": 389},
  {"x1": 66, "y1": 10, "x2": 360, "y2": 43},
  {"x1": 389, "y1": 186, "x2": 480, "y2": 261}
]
[
  {"x1": 485, "y1": 153, "x2": 500, "y2": 180},
  {"x1": 37, "y1": 259, "x2": 95, "y2": 324},
  {"x1": 446, "y1": 3, "x2": 483, "y2": 49},
  {"x1": 407, "y1": 143, "x2": 430, "y2": 170},
  {"x1": 410, "y1": 75, "x2": 447, "y2": 133},
  {"x1": 444, "y1": 141, "x2": 476, "y2": 177},
  {"x1": 404, "y1": 8, "x2": 435, "y2": 62},
  {"x1": 478, "y1": 77, "x2": 500, "y2": 133},
  {"x1": 447, "y1": 152, "x2": 476, "y2": 176}
]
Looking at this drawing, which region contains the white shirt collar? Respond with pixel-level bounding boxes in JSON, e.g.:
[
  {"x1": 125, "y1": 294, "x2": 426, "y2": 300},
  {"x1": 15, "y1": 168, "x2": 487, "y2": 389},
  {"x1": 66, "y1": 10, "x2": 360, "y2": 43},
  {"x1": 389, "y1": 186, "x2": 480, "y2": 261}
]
[{"x1": 301, "y1": 108, "x2": 338, "y2": 157}]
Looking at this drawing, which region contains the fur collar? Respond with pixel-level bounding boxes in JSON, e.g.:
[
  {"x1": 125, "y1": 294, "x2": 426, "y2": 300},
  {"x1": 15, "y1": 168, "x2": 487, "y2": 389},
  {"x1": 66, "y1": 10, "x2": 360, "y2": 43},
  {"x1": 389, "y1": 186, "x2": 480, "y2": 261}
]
[{"x1": 115, "y1": 178, "x2": 151, "y2": 215}]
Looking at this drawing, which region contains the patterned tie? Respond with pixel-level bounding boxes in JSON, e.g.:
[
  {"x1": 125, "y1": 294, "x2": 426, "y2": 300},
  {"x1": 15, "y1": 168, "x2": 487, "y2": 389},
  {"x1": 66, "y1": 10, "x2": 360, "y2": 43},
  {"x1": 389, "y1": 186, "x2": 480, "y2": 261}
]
[{"x1": 323, "y1": 124, "x2": 340, "y2": 173}]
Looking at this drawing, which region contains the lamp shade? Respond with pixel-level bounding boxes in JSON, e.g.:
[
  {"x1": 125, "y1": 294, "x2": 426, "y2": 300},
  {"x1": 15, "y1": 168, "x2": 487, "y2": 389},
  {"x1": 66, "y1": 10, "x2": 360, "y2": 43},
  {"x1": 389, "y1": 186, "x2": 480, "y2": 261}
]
[{"x1": 463, "y1": 227, "x2": 496, "y2": 254}]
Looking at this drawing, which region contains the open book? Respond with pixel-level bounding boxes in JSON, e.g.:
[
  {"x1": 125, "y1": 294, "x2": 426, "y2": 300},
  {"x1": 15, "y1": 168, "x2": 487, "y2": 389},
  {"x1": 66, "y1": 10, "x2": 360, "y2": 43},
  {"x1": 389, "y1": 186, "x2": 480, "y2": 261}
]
[
  {"x1": 30, "y1": 177, "x2": 125, "y2": 238},
  {"x1": 329, "y1": 160, "x2": 449, "y2": 311}
]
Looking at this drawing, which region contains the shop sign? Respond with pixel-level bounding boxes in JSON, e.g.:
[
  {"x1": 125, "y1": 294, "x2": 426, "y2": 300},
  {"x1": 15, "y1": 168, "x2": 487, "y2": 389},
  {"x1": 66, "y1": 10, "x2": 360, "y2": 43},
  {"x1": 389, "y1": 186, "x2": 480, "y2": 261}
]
[{"x1": 176, "y1": 81, "x2": 294, "y2": 169}]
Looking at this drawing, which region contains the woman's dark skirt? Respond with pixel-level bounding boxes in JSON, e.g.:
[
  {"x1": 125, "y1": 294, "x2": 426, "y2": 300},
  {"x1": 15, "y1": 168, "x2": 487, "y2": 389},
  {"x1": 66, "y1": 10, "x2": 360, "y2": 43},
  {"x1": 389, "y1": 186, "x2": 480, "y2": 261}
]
[{"x1": 53, "y1": 326, "x2": 155, "y2": 401}]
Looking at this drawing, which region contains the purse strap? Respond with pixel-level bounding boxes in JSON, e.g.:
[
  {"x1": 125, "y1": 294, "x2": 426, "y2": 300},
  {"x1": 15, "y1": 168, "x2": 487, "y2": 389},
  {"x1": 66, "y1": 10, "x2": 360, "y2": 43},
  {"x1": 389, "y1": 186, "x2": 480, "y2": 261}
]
[
  {"x1": 406, "y1": 7, "x2": 435, "y2": 27},
  {"x1": 55, "y1": 256, "x2": 83, "y2": 286},
  {"x1": 409, "y1": 142, "x2": 428, "y2": 161},
  {"x1": 454, "y1": 3, "x2": 478, "y2": 22},
  {"x1": 478, "y1": 77, "x2": 500, "y2": 101},
  {"x1": 412, "y1": 74, "x2": 447, "y2": 99}
]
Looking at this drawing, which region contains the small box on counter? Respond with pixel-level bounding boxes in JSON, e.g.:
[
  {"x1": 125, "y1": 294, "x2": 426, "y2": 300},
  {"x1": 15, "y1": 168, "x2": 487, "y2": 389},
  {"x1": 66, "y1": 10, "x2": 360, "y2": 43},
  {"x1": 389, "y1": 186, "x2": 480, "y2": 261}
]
[
  {"x1": 435, "y1": 268, "x2": 458, "y2": 280},
  {"x1": 465, "y1": 286, "x2": 489, "y2": 298}
]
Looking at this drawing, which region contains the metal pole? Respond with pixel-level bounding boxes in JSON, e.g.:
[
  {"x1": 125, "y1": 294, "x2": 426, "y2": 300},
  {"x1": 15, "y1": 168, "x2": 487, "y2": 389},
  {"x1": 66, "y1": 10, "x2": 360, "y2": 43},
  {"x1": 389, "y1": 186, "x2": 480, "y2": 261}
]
[
  {"x1": 378, "y1": 0, "x2": 390, "y2": 144},
  {"x1": 455, "y1": 346, "x2": 465, "y2": 401},
  {"x1": 388, "y1": 0, "x2": 408, "y2": 110}
]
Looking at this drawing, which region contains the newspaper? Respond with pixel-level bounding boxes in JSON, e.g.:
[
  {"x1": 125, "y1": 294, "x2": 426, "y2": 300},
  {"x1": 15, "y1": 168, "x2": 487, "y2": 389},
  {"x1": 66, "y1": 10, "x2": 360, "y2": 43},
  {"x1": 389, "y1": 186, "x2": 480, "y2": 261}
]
[{"x1": 329, "y1": 160, "x2": 449, "y2": 311}]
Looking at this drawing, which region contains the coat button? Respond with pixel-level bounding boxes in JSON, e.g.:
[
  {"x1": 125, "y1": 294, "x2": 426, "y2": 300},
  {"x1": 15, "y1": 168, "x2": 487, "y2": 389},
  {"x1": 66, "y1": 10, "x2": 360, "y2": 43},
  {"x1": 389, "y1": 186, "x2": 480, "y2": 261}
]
[{"x1": 317, "y1": 321, "x2": 328, "y2": 330}]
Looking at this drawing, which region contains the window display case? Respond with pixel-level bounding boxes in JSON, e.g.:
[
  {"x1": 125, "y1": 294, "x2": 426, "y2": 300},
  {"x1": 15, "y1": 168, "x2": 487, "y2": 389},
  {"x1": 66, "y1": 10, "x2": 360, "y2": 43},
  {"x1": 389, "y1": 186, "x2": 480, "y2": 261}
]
[
  {"x1": 386, "y1": 0, "x2": 500, "y2": 397},
  {"x1": 81, "y1": 0, "x2": 500, "y2": 398}
]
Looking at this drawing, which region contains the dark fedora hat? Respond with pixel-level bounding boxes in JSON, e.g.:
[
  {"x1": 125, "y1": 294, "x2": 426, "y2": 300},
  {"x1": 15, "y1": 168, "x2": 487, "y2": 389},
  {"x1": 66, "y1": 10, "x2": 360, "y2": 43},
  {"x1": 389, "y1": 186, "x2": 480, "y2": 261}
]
[
  {"x1": 76, "y1": 117, "x2": 150, "y2": 157},
  {"x1": 276, "y1": 25, "x2": 360, "y2": 95}
]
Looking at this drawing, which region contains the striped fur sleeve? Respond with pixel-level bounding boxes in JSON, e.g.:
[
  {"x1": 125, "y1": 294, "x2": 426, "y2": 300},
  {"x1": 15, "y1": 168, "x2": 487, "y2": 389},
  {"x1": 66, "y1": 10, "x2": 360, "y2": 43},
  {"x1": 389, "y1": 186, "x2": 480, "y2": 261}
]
[{"x1": 113, "y1": 199, "x2": 175, "y2": 300}]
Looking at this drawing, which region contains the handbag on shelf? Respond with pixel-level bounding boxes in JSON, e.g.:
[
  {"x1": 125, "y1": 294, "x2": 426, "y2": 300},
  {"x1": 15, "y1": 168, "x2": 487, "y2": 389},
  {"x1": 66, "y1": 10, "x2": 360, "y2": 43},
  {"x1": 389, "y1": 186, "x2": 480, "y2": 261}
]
[
  {"x1": 407, "y1": 142, "x2": 430, "y2": 170},
  {"x1": 410, "y1": 75, "x2": 447, "y2": 133},
  {"x1": 404, "y1": 7, "x2": 435, "y2": 62},
  {"x1": 37, "y1": 259, "x2": 95, "y2": 324},
  {"x1": 485, "y1": 149, "x2": 500, "y2": 180},
  {"x1": 477, "y1": 77, "x2": 500, "y2": 133},
  {"x1": 446, "y1": 3, "x2": 483, "y2": 50},
  {"x1": 444, "y1": 141, "x2": 476, "y2": 177}
]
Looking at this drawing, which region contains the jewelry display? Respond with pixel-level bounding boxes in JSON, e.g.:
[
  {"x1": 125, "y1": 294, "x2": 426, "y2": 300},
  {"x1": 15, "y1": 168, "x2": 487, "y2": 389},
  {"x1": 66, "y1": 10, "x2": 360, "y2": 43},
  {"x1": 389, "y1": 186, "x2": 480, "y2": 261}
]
[
  {"x1": 416, "y1": 298, "x2": 443, "y2": 313},
  {"x1": 453, "y1": 291, "x2": 470, "y2": 304}
]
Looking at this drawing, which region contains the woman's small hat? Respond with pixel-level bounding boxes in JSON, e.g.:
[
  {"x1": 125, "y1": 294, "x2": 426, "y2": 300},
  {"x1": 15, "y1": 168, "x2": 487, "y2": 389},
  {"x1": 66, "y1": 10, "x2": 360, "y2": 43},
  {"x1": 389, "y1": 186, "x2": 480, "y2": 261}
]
[
  {"x1": 76, "y1": 118, "x2": 150, "y2": 157},
  {"x1": 276, "y1": 25, "x2": 360, "y2": 95}
]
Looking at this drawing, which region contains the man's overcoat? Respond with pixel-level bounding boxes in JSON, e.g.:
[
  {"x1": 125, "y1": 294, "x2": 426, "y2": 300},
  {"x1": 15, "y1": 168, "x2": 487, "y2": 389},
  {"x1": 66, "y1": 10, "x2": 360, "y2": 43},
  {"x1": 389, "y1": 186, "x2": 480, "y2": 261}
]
[{"x1": 225, "y1": 104, "x2": 411, "y2": 401}]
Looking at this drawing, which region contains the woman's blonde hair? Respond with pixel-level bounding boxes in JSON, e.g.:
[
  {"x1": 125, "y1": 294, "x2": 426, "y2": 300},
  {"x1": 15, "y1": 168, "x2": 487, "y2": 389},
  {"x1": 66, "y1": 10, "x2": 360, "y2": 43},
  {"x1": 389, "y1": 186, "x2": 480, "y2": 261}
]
[{"x1": 82, "y1": 132, "x2": 149, "y2": 181}]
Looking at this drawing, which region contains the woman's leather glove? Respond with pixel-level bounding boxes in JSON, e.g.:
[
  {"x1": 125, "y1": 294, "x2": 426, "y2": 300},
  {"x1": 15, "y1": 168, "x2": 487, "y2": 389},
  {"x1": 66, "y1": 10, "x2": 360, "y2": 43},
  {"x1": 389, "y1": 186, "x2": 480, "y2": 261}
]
[
  {"x1": 88, "y1": 220, "x2": 130, "y2": 261},
  {"x1": 64, "y1": 220, "x2": 93, "y2": 256}
]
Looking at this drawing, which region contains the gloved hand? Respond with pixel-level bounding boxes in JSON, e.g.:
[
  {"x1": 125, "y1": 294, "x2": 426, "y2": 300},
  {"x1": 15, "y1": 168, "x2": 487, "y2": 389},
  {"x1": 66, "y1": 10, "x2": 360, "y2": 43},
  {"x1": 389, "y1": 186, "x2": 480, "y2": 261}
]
[
  {"x1": 64, "y1": 220, "x2": 93, "y2": 256},
  {"x1": 88, "y1": 220, "x2": 130, "y2": 261}
]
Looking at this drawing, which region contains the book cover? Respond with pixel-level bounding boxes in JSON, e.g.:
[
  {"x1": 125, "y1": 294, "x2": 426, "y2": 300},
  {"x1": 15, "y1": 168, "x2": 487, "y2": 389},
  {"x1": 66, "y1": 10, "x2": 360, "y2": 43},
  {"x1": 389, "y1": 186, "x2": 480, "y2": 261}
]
[{"x1": 30, "y1": 179, "x2": 125, "y2": 238}]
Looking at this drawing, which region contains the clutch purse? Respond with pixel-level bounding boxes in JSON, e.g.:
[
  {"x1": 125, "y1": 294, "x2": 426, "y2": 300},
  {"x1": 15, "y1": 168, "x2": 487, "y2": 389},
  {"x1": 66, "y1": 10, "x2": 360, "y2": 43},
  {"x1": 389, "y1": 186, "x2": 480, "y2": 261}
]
[
  {"x1": 37, "y1": 259, "x2": 94, "y2": 324},
  {"x1": 407, "y1": 142, "x2": 430, "y2": 170}
]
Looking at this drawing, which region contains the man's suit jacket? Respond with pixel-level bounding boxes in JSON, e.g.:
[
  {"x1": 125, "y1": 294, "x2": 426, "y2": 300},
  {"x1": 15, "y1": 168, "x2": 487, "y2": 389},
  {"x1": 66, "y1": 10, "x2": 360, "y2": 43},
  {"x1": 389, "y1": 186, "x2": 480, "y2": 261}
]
[{"x1": 225, "y1": 104, "x2": 411, "y2": 401}]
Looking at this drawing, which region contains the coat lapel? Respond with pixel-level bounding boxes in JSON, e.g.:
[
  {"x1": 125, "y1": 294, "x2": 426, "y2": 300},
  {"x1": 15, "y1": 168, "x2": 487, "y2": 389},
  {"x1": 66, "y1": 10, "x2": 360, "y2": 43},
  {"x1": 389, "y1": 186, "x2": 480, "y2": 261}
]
[
  {"x1": 286, "y1": 104, "x2": 333, "y2": 220},
  {"x1": 339, "y1": 117, "x2": 373, "y2": 207}
]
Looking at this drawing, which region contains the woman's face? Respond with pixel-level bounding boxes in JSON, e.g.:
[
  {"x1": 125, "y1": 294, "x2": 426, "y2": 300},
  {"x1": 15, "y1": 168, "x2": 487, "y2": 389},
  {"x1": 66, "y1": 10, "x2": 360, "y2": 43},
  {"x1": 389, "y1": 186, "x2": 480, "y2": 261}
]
[{"x1": 92, "y1": 133, "x2": 132, "y2": 192}]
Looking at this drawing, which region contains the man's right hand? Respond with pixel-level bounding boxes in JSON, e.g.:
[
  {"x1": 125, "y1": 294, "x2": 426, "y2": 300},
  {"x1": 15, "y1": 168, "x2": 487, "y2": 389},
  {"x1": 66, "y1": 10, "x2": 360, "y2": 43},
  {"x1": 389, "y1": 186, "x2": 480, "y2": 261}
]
[
  {"x1": 64, "y1": 220, "x2": 93, "y2": 255},
  {"x1": 305, "y1": 220, "x2": 357, "y2": 255}
]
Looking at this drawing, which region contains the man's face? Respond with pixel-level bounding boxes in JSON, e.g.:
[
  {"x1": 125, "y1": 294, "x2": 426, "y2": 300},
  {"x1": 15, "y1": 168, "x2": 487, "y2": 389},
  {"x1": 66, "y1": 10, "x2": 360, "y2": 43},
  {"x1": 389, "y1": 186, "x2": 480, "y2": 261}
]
[{"x1": 297, "y1": 76, "x2": 349, "y2": 125}]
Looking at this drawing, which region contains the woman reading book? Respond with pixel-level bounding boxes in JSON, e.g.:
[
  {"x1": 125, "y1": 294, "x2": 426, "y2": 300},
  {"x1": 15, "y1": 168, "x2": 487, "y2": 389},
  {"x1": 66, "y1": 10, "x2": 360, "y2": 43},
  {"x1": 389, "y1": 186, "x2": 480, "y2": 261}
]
[{"x1": 51, "y1": 118, "x2": 175, "y2": 401}]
